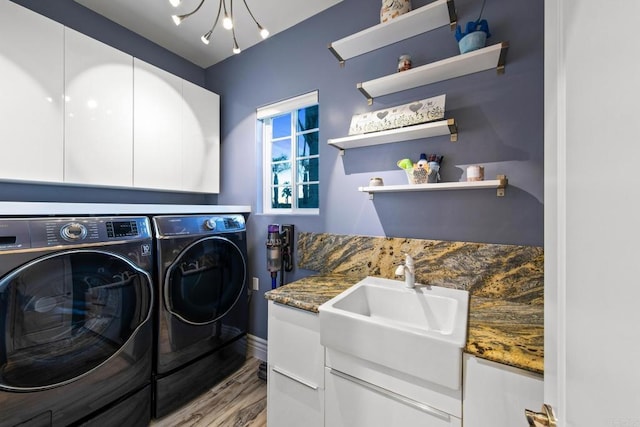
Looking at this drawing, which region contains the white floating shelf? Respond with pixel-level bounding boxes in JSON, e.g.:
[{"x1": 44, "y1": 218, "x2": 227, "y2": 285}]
[
  {"x1": 358, "y1": 176, "x2": 508, "y2": 199},
  {"x1": 328, "y1": 119, "x2": 457, "y2": 152},
  {"x1": 357, "y1": 42, "x2": 509, "y2": 104},
  {"x1": 328, "y1": 0, "x2": 457, "y2": 64}
]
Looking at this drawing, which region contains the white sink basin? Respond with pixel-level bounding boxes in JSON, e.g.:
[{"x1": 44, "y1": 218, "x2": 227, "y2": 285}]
[{"x1": 318, "y1": 276, "x2": 469, "y2": 390}]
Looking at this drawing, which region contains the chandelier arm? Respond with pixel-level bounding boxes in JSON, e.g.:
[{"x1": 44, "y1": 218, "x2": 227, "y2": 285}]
[
  {"x1": 209, "y1": 0, "x2": 223, "y2": 32},
  {"x1": 180, "y1": 0, "x2": 206, "y2": 19},
  {"x1": 242, "y1": 0, "x2": 263, "y2": 27}
]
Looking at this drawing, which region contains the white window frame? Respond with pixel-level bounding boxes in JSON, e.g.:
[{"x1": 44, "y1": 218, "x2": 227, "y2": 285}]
[{"x1": 258, "y1": 91, "x2": 319, "y2": 215}]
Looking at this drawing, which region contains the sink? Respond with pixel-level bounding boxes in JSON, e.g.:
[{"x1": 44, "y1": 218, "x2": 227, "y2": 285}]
[{"x1": 318, "y1": 276, "x2": 469, "y2": 390}]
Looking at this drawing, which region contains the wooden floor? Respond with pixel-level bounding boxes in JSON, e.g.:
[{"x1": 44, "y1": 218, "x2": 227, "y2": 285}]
[{"x1": 150, "y1": 357, "x2": 267, "y2": 427}]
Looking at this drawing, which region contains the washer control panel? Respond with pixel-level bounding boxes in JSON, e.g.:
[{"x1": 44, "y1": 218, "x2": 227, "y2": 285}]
[{"x1": 0, "y1": 216, "x2": 151, "y2": 250}]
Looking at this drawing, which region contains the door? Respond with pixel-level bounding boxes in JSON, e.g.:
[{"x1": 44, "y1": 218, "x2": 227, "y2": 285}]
[
  {"x1": 160, "y1": 235, "x2": 246, "y2": 361},
  {"x1": 544, "y1": 1, "x2": 640, "y2": 425},
  {"x1": 165, "y1": 236, "x2": 246, "y2": 326},
  {"x1": 0, "y1": 250, "x2": 152, "y2": 391}
]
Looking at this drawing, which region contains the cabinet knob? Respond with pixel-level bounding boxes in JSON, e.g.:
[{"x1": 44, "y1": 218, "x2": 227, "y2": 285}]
[{"x1": 525, "y1": 404, "x2": 557, "y2": 427}]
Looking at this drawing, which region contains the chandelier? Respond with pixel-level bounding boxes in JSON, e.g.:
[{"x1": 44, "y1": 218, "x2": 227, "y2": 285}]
[{"x1": 170, "y1": 0, "x2": 269, "y2": 55}]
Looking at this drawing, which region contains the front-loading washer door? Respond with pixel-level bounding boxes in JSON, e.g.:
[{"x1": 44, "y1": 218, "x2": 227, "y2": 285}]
[
  {"x1": 0, "y1": 250, "x2": 152, "y2": 392},
  {"x1": 165, "y1": 236, "x2": 246, "y2": 326}
]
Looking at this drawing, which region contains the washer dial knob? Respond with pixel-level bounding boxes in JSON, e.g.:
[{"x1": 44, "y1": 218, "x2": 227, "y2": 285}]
[
  {"x1": 204, "y1": 218, "x2": 217, "y2": 231},
  {"x1": 60, "y1": 222, "x2": 87, "y2": 241}
]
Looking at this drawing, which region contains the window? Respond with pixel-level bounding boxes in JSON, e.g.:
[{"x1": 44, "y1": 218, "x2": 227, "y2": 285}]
[{"x1": 258, "y1": 92, "x2": 319, "y2": 214}]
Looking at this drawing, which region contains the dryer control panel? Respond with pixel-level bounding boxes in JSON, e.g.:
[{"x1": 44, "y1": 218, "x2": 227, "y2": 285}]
[{"x1": 153, "y1": 214, "x2": 246, "y2": 237}]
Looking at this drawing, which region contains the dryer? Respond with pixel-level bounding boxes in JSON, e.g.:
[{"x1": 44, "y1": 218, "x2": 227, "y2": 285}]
[
  {"x1": 0, "y1": 216, "x2": 154, "y2": 427},
  {"x1": 151, "y1": 214, "x2": 248, "y2": 418}
]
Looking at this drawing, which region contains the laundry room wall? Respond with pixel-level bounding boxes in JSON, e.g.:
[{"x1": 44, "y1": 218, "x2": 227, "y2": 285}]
[
  {"x1": 3, "y1": 0, "x2": 215, "y2": 205},
  {"x1": 206, "y1": 0, "x2": 544, "y2": 339}
]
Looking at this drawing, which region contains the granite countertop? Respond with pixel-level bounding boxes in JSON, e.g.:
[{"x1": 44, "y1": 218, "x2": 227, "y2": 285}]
[{"x1": 265, "y1": 274, "x2": 543, "y2": 375}]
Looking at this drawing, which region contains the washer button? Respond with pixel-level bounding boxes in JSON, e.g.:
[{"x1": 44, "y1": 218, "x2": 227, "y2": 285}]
[{"x1": 60, "y1": 223, "x2": 87, "y2": 241}]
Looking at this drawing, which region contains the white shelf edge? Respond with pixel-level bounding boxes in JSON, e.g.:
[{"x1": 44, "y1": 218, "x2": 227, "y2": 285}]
[
  {"x1": 328, "y1": 118, "x2": 457, "y2": 150},
  {"x1": 357, "y1": 42, "x2": 509, "y2": 103},
  {"x1": 328, "y1": 0, "x2": 457, "y2": 63},
  {"x1": 358, "y1": 177, "x2": 508, "y2": 198}
]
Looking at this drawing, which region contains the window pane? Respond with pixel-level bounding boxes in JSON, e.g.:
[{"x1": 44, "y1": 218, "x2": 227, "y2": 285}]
[
  {"x1": 297, "y1": 132, "x2": 318, "y2": 156},
  {"x1": 272, "y1": 114, "x2": 291, "y2": 138},
  {"x1": 270, "y1": 164, "x2": 291, "y2": 187},
  {"x1": 297, "y1": 105, "x2": 318, "y2": 131},
  {"x1": 296, "y1": 183, "x2": 319, "y2": 209},
  {"x1": 270, "y1": 185, "x2": 294, "y2": 208},
  {"x1": 272, "y1": 138, "x2": 291, "y2": 162},
  {"x1": 297, "y1": 158, "x2": 319, "y2": 183}
]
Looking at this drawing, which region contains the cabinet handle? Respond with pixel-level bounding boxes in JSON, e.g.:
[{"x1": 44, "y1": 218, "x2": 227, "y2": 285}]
[
  {"x1": 272, "y1": 366, "x2": 319, "y2": 390},
  {"x1": 328, "y1": 368, "x2": 451, "y2": 421}
]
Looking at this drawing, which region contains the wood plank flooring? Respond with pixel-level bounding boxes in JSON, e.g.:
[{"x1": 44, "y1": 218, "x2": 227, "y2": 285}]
[{"x1": 150, "y1": 357, "x2": 267, "y2": 427}]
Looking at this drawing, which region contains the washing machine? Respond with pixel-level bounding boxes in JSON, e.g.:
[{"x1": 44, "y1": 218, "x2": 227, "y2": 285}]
[
  {"x1": 0, "y1": 216, "x2": 154, "y2": 427},
  {"x1": 151, "y1": 214, "x2": 248, "y2": 418}
]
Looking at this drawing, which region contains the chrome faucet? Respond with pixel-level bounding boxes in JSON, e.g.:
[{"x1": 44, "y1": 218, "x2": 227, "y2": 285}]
[{"x1": 394, "y1": 253, "x2": 415, "y2": 288}]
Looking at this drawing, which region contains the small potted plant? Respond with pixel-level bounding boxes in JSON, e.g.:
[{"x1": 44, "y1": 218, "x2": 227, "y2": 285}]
[{"x1": 455, "y1": 0, "x2": 491, "y2": 54}]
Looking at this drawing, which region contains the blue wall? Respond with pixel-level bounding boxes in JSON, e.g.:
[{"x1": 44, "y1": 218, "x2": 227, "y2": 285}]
[
  {"x1": 206, "y1": 0, "x2": 544, "y2": 338},
  {"x1": 2, "y1": 0, "x2": 215, "y2": 205},
  {"x1": 2, "y1": 0, "x2": 544, "y2": 340}
]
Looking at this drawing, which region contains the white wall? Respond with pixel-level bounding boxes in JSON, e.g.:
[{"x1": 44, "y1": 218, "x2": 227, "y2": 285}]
[{"x1": 545, "y1": 1, "x2": 640, "y2": 425}]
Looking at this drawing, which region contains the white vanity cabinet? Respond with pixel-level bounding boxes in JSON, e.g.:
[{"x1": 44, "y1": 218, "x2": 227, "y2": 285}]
[
  {"x1": 133, "y1": 59, "x2": 220, "y2": 193},
  {"x1": 0, "y1": 1, "x2": 64, "y2": 183},
  {"x1": 267, "y1": 301, "x2": 324, "y2": 427},
  {"x1": 324, "y1": 348, "x2": 462, "y2": 427},
  {"x1": 462, "y1": 354, "x2": 543, "y2": 427},
  {"x1": 64, "y1": 28, "x2": 134, "y2": 187}
]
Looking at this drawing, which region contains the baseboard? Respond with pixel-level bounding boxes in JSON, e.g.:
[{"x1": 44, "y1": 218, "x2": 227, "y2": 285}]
[{"x1": 246, "y1": 334, "x2": 267, "y2": 362}]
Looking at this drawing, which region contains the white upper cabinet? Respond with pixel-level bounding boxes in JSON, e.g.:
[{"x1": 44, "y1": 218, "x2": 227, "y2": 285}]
[
  {"x1": 133, "y1": 58, "x2": 183, "y2": 191},
  {"x1": 0, "y1": 1, "x2": 64, "y2": 183},
  {"x1": 181, "y1": 79, "x2": 220, "y2": 193},
  {"x1": 134, "y1": 59, "x2": 220, "y2": 193},
  {"x1": 64, "y1": 28, "x2": 134, "y2": 187}
]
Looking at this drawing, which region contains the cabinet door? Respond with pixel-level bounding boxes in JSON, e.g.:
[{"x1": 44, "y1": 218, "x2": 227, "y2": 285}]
[
  {"x1": 133, "y1": 58, "x2": 182, "y2": 191},
  {"x1": 0, "y1": 1, "x2": 64, "y2": 183},
  {"x1": 64, "y1": 28, "x2": 133, "y2": 187},
  {"x1": 267, "y1": 302, "x2": 324, "y2": 427},
  {"x1": 181, "y1": 80, "x2": 220, "y2": 193},
  {"x1": 267, "y1": 366, "x2": 324, "y2": 427},
  {"x1": 463, "y1": 354, "x2": 543, "y2": 427},
  {"x1": 325, "y1": 368, "x2": 461, "y2": 427}
]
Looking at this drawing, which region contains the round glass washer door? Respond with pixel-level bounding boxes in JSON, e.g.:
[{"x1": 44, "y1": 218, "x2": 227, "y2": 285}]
[
  {"x1": 0, "y1": 250, "x2": 152, "y2": 391},
  {"x1": 165, "y1": 236, "x2": 246, "y2": 325}
]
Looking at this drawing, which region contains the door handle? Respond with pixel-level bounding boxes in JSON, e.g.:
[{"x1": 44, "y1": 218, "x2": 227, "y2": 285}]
[{"x1": 525, "y1": 404, "x2": 557, "y2": 427}]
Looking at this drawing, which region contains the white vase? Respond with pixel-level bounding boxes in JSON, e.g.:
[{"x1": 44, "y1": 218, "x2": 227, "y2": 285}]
[{"x1": 380, "y1": 0, "x2": 412, "y2": 23}]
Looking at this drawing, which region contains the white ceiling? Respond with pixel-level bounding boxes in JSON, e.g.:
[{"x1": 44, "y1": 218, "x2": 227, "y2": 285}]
[{"x1": 74, "y1": 0, "x2": 343, "y2": 68}]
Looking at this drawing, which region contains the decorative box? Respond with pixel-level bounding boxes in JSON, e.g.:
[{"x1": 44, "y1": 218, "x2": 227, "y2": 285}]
[{"x1": 348, "y1": 94, "x2": 446, "y2": 135}]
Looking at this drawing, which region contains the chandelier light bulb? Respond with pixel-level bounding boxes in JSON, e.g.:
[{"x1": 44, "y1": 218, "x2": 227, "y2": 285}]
[
  {"x1": 169, "y1": 0, "x2": 181, "y2": 7},
  {"x1": 233, "y1": 44, "x2": 241, "y2": 54},
  {"x1": 223, "y1": 16, "x2": 233, "y2": 30},
  {"x1": 171, "y1": 15, "x2": 183, "y2": 26},
  {"x1": 201, "y1": 30, "x2": 212, "y2": 45},
  {"x1": 259, "y1": 26, "x2": 269, "y2": 39}
]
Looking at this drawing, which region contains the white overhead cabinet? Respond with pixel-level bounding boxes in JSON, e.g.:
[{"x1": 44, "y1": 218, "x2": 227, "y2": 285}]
[
  {"x1": 0, "y1": 1, "x2": 219, "y2": 193},
  {"x1": 181, "y1": 79, "x2": 220, "y2": 193},
  {"x1": 133, "y1": 59, "x2": 183, "y2": 191},
  {"x1": 64, "y1": 28, "x2": 134, "y2": 187},
  {"x1": 133, "y1": 59, "x2": 220, "y2": 193},
  {"x1": 0, "y1": 1, "x2": 64, "y2": 183}
]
